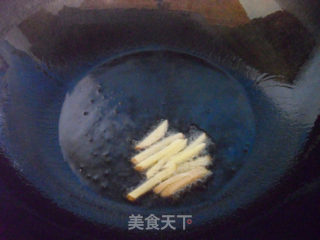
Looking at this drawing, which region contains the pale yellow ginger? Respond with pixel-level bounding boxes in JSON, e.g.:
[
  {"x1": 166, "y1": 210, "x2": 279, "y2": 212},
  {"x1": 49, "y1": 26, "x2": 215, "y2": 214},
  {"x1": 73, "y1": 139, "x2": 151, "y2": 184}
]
[
  {"x1": 153, "y1": 172, "x2": 190, "y2": 194},
  {"x1": 131, "y1": 133, "x2": 184, "y2": 164},
  {"x1": 160, "y1": 167, "x2": 212, "y2": 198},
  {"x1": 164, "y1": 143, "x2": 206, "y2": 168},
  {"x1": 146, "y1": 134, "x2": 208, "y2": 179},
  {"x1": 146, "y1": 158, "x2": 167, "y2": 179},
  {"x1": 127, "y1": 163, "x2": 176, "y2": 201},
  {"x1": 176, "y1": 155, "x2": 212, "y2": 173},
  {"x1": 146, "y1": 154, "x2": 212, "y2": 179},
  {"x1": 188, "y1": 133, "x2": 207, "y2": 148},
  {"x1": 134, "y1": 139, "x2": 187, "y2": 171},
  {"x1": 127, "y1": 120, "x2": 214, "y2": 201},
  {"x1": 135, "y1": 120, "x2": 168, "y2": 150}
]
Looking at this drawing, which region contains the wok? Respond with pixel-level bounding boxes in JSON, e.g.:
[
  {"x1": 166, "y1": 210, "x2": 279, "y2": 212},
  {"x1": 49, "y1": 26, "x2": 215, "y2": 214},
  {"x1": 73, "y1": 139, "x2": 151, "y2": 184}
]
[{"x1": 0, "y1": 0, "x2": 320, "y2": 239}]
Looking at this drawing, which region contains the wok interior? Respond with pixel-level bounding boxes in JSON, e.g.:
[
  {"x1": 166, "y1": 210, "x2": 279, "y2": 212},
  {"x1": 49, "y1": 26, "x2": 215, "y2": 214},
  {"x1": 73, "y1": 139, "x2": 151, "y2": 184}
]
[{"x1": 58, "y1": 50, "x2": 255, "y2": 205}]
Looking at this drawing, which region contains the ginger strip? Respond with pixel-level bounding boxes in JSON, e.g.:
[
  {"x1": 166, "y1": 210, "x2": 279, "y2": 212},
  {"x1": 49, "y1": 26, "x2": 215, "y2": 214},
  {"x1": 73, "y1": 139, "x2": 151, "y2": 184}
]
[
  {"x1": 146, "y1": 158, "x2": 166, "y2": 179},
  {"x1": 164, "y1": 143, "x2": 206, "y2": 168},
  {"x1": 160, "y1": 167, "x2": 212, "y2": 198},
  {"x1": 153, "y1": 172, "x2": 189, "y2": 194},
  {"x1": 131, "y1": 133, "x2": 184, "y2": 164},
  {"x1": 147, "y1": 154, "x2": 211, "y2": 180},
  {"x1": 127, "y1": 163, "x2": 176, "y2": 201},
  {"x1": 188, "y1": 133, "x2": 207, "y2": 148},
  {"x1": 149, "y1": 154, "x2": 211, "y2": 181},
  {"x1": 135, "y1": 139, "x2": 187, "y2": 171},
  {"x1": 135, "y1": 120, "x2": 168, "y2": 150},
  {"x1": 176, "y1": 155, "x2": 212, "y2": 173},
  {"x1": 147, "y1": 135, "x2": 207, "y2": 178}
]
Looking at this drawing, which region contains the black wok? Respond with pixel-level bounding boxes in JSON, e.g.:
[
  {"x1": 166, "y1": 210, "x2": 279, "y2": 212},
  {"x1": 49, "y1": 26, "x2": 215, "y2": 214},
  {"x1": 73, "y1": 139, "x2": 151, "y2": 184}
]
[{"x1": 0, "y1": 0, "x2": 320, "y2": 239}]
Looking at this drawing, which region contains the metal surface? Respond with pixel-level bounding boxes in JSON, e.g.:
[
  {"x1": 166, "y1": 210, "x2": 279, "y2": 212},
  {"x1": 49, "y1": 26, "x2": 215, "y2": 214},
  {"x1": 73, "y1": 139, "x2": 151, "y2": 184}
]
[{"x1": 0, "y1": 1, "x2": 320, "y2": 239}]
